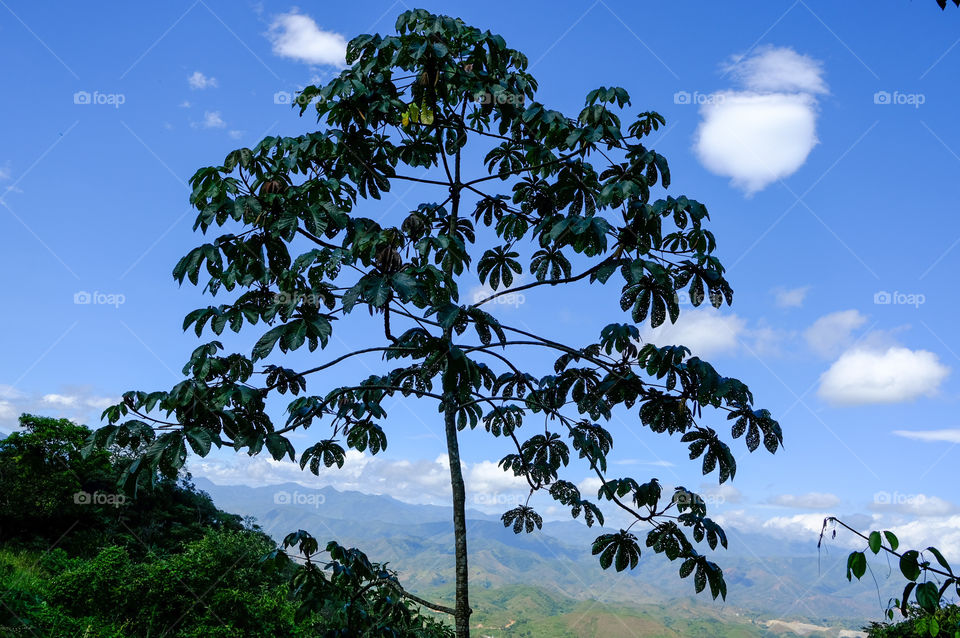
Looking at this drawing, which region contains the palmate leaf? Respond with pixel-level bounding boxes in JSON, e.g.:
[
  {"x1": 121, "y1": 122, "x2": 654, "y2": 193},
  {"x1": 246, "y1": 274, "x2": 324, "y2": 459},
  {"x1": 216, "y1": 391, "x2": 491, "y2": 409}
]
[
  {"x1": 501, "y1": 505, "x2": 543, "y2": 534},
  {"x1": 592, "y1": 530, "x2": 640, "y2": 572}
]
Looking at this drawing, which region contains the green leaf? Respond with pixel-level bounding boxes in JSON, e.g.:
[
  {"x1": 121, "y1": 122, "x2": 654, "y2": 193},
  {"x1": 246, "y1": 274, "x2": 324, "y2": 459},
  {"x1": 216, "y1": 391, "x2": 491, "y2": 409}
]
[
  {"x1": 184, "y1": 429, "x2": 213, "y2": 456},
  {"x1": 884, "y1": 530, "x2": 899, "y2": 551},
  {"x1": 900, "y1": 550, "x2": 922, "y2": 581},
  {"x1": 868, "y1": 531, "x2": 882, "y2": 554}
]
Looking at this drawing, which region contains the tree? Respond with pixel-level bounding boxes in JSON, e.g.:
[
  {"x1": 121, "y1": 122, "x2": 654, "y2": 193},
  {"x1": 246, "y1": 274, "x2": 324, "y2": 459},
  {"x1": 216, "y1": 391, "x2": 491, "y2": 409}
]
[
  {"x1": 88, "y1": 9, "x2": 783, "y2": 636},
  {"x1": 822, "y1": 517, "x2": 959, "y2": 637}
]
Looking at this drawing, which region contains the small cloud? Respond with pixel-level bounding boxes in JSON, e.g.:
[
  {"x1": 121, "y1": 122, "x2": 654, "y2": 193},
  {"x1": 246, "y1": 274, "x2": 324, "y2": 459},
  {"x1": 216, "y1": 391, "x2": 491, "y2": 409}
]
[
  {"x1": 699, "y1": 483, "x2": 743, "y2": 505},
  {"x1": 693, "y1": 46, "x2": 826, "y2": 195},
  {"x1": 42, "y1": 393, "x2": 78, "y2": 407},
  {"x1": 893, "y1": 429, "x2": 960, "y2": 444},
  {"x1": 0, "y1": 162, "x2": 10, "y2": 181},
  {"x1": 188, "y1": 71, "x2": 218, "y2": 90},
  {"x1": 179, "y1": 101, "x2": 192, "y2": 108},
  {"x1": 773, "y1": 285, "x2": 810, "y2": 308},
  {"x1": 192, "y1": 111, "x2": 226, "y2": 129},
  {"x1": 769, "y1": 492, "x2": 840, "y2": 509},
  {"x1": 642, "y1": 308, "x2": 746, "y2": 358},
  {"x1": 267, "y1": 11, "x2": 347, "y2": 67},
  {"x1": 228, "y1": 130, "x2": 245, "y2": 140},
  {"x1": 818, "y1": 346, "x2": 949, "y2": 405},
  {"x1": 804, "y1": 310, "x2": 867, "y2": 358}
]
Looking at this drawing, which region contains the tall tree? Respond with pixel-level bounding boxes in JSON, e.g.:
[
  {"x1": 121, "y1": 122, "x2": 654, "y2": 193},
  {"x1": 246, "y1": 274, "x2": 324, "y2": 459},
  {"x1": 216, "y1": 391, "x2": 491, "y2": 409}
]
[{"x1": 88, "y1": 10, "x2": 783, "y2": 636}]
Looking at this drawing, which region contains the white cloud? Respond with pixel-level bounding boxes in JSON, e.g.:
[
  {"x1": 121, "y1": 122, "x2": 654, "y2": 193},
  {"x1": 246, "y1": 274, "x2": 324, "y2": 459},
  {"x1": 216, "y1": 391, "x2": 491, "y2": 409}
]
[
  {"x1": 0, "y1": 401, "x2": 16, "y2": 421},
  {"x1": 818, "y1": 346, "x2": 949, "y2": 405},
  {"x1": 0, "y1": 385, "x2": 24, "y2": 400},
  {"x1": 578, "y1": 476, "x2": 604, "y2": 497},
  {"x1": 893, "y1": 429, "x2": 960, "y2": 444},
  {"x1": 693, "y1": 46, "x2": 826, "y2": 195},
  {"x1": 769, "y1": 492, "x2": 841, "y2": 509},
  {"x1": 179, "y1": 101, "x2": 192, "y2": 108},
  {"x1": 642, "y1": 308, "x2": 746, "y2": 358},
  {"x1": 42, "y1": 393, "x2": 77, "y2": 407},
  {"x1": 871, "y1": 494, "x2": 958, "y2": 517},
  {"x1": 724, "y1": 46, "x2": 827, "y2": 94},
  {"x1": 192, "y1": 452, "x2": 528, "y2": 513},
  {"x1": 700, "y1": 483, "x2": 743, "y2": 505},
  {"x1": 804, "y1": 310, "x2": 867, "y2": 358},
  {"x1": 884, "y1": 516, "x2": 960, "y2": 562},
  {"x1": 0, "y1": 388, "x2": 118, "y2": 430},
  {"x1": 196, "y1": 111, "x2": 226, "y2": 129},
  {"x1": 188, "y1": 71, "x2": 218, "y2": 90},
  {"x1": 0, "y1": 162, "x2": 10, "y2": 181},
  {"x1": 267, "y1": 11, "x2": 347, "y2": 67},
  {"x1": 228, "y1": 130, "x2": 245, "y2": 140},
  {"x1": 763, "y1": 512, "x2": 838, "y2": 540},
  {"x1": 695, "y1": 93, "x2": 819, "y2": 195},
  {"x1": 773, "y1": 285, "x2": 810, "y2": 308}
]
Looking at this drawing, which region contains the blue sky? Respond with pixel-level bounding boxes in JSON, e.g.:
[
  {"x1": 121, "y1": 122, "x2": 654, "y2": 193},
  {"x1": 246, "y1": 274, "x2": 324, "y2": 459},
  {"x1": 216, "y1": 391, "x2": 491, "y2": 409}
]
[{"x1": 2, "y1": 1, "x2": 960, "y2": 554}]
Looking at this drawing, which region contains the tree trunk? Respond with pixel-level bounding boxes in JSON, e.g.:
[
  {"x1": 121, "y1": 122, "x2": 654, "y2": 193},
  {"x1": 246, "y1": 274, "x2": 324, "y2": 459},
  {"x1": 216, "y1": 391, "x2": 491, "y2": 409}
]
[{"x1": 444, "y1": 402, "x2": 471, "y2": 637}]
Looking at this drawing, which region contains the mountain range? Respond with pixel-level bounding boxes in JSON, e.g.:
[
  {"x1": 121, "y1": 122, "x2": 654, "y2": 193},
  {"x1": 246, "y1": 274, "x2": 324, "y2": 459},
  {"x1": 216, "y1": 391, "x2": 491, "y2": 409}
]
[{"x1": 192, "y1": 477, "x2": 901, "y2": 636}]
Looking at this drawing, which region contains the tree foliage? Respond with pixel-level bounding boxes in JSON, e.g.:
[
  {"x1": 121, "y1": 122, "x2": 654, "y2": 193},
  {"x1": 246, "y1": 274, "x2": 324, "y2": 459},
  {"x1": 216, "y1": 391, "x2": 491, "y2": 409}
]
[
  {"x1": 0, "y1": 414, "x2": 450, "y2": 637},
  {"x1": 88, "y1": 9, "x2": 782, "y2": 634},
  {"x1": 822, "y1": 517, "x2": 960, "y2": 637}
]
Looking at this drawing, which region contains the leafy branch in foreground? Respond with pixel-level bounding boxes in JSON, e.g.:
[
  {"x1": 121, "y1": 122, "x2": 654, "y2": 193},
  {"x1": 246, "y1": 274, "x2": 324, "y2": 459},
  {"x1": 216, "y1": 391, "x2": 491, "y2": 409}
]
[
  {"x1": 87, "y1": 9, "x2": 782, "y2": 636},
  {"x1": 822, "y1": 517, "x2": 959, "y2": 637}
]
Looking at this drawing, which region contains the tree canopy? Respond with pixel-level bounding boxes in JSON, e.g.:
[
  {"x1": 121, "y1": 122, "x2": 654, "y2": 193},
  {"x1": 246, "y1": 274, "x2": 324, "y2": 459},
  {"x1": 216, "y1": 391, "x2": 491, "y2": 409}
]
[{"x1": 88, "y1": 9, "x2": 783, "y2": 636}]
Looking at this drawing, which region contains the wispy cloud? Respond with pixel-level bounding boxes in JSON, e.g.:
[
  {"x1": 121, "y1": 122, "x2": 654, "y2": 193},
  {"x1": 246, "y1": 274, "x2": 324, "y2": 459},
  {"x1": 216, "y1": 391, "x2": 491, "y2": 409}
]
[{"x1": 187, "y1": 70, "x2": 218, "y2": 89}]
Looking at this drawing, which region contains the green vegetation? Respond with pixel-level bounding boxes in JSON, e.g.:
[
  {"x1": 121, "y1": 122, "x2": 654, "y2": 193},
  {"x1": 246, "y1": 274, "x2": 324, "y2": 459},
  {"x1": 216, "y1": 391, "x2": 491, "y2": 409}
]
[
  {"x1": 0, "y1": 414, "x2": 450, "y2": 637},
  {"x1": 864, "y1": 605, "x2": 960, "y2": 637},
  {"x1": 823, "y1": 517, "x2": 959, "y2": 637}
]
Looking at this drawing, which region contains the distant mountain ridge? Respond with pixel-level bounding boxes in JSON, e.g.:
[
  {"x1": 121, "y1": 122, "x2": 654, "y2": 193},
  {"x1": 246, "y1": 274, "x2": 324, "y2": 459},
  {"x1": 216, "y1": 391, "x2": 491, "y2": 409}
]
[{"x1": 192, "y1": 477, "x2": 891, "y2": 630}]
